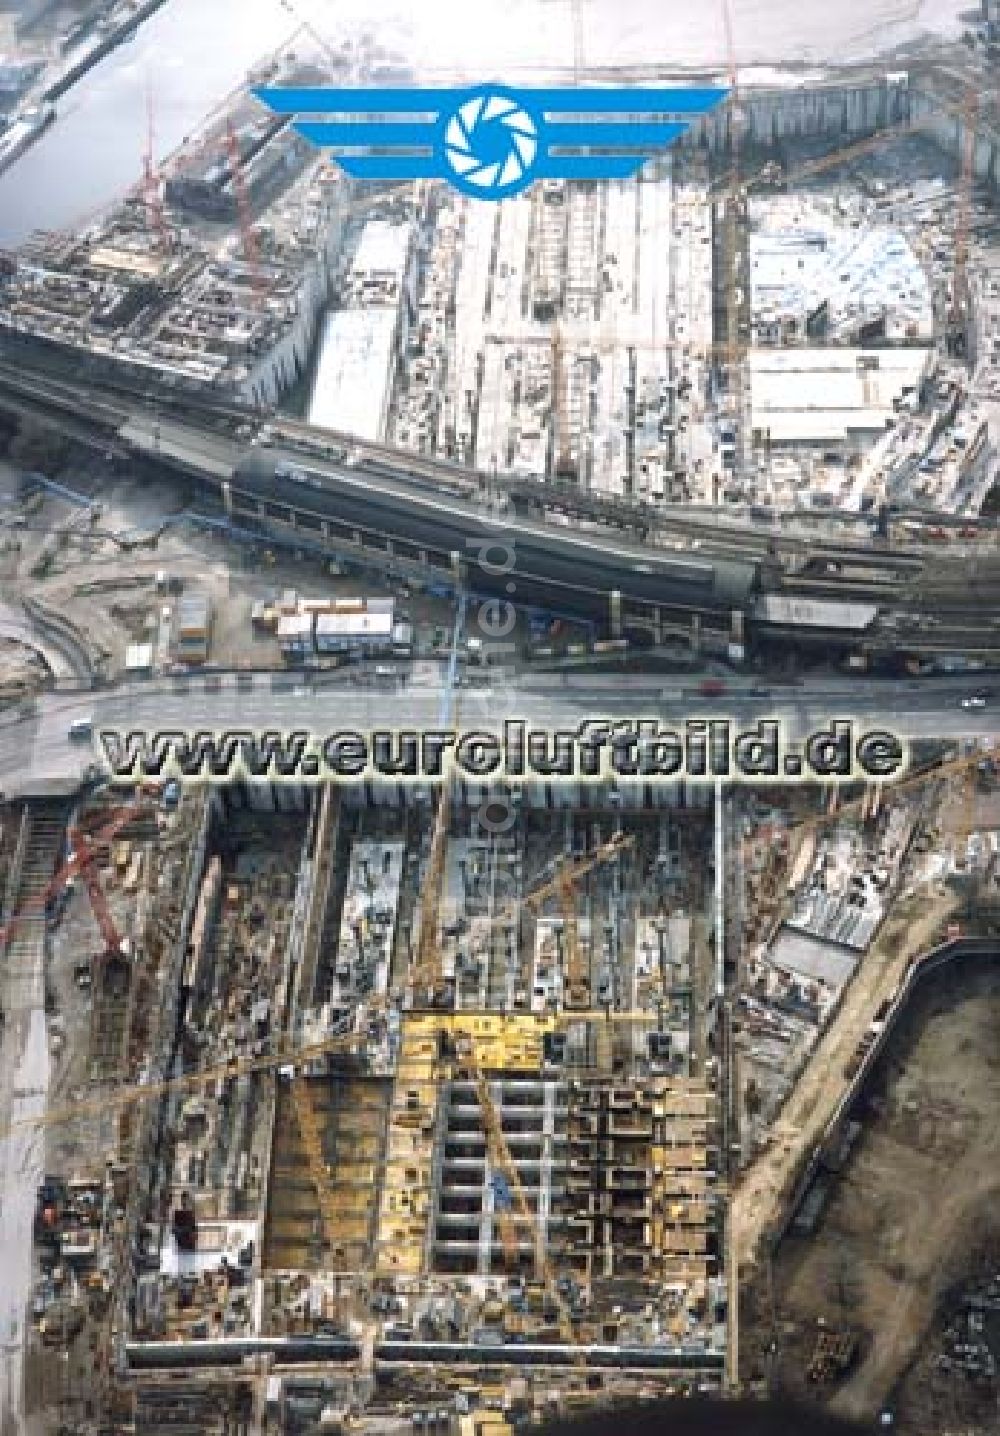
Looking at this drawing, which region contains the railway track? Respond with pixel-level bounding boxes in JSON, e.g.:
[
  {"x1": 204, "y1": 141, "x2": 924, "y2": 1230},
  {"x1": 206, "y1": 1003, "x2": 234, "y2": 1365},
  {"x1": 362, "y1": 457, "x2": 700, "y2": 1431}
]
[
  {"x1": 0, "y1": 354, "x2": 984, "y2": 572},
  {"x1": 4, "y1": 358, "x2": 1000, "y2": 655}
]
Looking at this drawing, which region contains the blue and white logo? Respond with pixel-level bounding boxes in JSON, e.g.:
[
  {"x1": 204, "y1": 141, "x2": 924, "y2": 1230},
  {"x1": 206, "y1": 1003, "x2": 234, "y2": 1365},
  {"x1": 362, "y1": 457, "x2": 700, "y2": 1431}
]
[
  {"x1": 253, "y1": 83, "x2": 729, "y2": 201},
  {"x1": 443, "y1": 88, "x2": 537, "y2": 199}
]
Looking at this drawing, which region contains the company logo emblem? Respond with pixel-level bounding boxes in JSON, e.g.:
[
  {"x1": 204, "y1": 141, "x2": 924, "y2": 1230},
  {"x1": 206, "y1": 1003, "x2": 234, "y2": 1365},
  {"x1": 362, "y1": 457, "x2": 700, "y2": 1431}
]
[
  {"x1": 443, "y1": 88, "x2": 537, "y2": 198},
  {"x1": 253, "y1": 83, "x2": 729, "y2": 200}
]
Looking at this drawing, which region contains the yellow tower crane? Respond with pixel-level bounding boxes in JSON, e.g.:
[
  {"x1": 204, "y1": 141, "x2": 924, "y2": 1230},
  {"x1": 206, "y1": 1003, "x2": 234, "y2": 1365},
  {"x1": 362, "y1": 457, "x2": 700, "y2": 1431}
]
[
  {"x1": 413, "y1": 765, "x2": 454, "y2": 1001},
  {"x1": 451, "y1": 1033, "x2": 579, "y2": 1345},
  {"x1": 287, "y1": 1074, "x2": 341, "y2": 1259},
  {"x1": 6, "y1": 830, "x2": 649, "y2": 1149},
  {"x1": 519, "y1": 832, "x2": 634, "y2": 1010}
]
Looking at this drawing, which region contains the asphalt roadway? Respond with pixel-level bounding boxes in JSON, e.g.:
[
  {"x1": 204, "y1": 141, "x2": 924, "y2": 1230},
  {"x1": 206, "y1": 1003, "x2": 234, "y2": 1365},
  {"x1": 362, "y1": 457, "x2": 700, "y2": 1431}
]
[{"x1": 1, "y1": 668, "x2": 997, "y2": 800}]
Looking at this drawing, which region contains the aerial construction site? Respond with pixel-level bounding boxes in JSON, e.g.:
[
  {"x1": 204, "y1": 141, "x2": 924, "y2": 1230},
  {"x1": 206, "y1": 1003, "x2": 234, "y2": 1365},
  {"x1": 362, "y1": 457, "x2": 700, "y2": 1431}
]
[
  {"x1": 2, "y1": 26, "x2": 1000, "y2": 682},
  {"x1": 2, "y1": 0, "x2": 1000, "y2": 1434},
  {"x1": 6, "y1": 728, "x2": 1000, "y2": 1432},
  {"x1": 1, "y1": 774, "x2": 728, "y2": 1431}
]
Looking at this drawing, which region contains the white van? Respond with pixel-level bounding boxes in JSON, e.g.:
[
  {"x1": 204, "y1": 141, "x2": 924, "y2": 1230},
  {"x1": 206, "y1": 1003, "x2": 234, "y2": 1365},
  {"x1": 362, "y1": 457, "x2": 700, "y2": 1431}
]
[{"x1": 68, "y1": 717, "x2": 93, "y2": 741}]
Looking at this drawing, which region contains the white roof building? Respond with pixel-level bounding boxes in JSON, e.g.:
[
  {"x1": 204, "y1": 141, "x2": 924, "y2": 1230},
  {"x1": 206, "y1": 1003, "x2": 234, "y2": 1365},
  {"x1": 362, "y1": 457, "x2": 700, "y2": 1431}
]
[
  {"x1": 307, "y1": 218, "x2": 415, "y2": 439},
  {"x1": 750, "y1": 347, "x2": 933, "y2": 447},
  {"x1": 307, "y1": 307, "x2": 397, "y2": 440},
  {"x1": 349, "y1": 220, "x2": 412, "y2": 287},
  {"x1": 316, "y1": 611, "x2": 394, "y2": 641}
]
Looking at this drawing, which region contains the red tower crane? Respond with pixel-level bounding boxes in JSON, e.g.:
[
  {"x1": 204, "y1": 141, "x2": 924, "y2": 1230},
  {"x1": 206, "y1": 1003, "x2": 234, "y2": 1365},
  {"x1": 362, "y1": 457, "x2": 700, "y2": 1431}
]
[
  {"x1": 142, "y1": 81, "x2": 170, "y2": 253},
  {"x1": 66, "y1": 824, "x2": 129, "y2": 957},
  {"x1": 0, "y1": 802, "x2": 155, "y2": 961}
]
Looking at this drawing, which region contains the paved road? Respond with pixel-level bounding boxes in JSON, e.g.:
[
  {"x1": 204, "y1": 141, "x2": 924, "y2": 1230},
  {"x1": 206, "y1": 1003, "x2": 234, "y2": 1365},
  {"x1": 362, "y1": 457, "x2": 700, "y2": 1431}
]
[{"x1": 0, "y1": 671, "x2": 997, "y2": 799}]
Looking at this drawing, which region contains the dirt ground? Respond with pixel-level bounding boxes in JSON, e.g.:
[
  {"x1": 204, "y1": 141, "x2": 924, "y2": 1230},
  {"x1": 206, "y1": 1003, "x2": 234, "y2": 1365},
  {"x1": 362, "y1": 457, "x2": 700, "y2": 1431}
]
[
  {"x1": 761, "y1": 959, "x2": 1000, "y2": 1430},
  {"x1": 43, "y1": 882, "x2": 122, "y2": 1175},
  {"x1": 730, "y1": 882, "x2": 960, "y2": 1286},
  {"x1": 3, "y1": 461, "x2": 481, "y2": 676},
  {"x1": 890, "y1": 1228, "x2": 1000, "y2": 1436}
]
